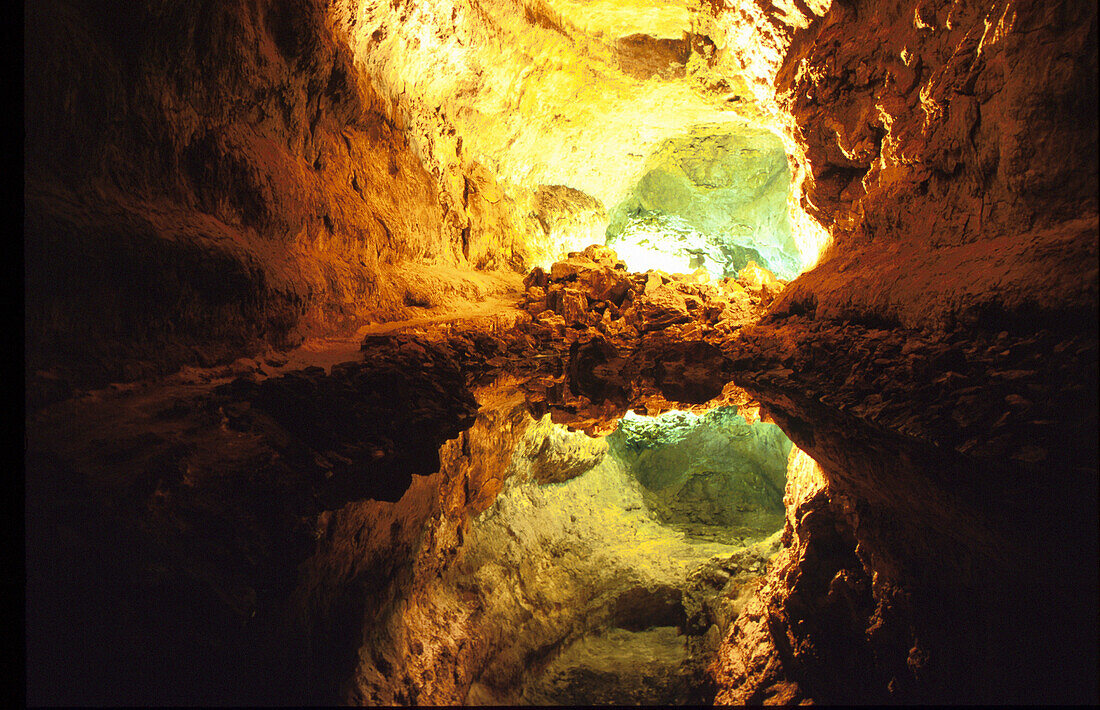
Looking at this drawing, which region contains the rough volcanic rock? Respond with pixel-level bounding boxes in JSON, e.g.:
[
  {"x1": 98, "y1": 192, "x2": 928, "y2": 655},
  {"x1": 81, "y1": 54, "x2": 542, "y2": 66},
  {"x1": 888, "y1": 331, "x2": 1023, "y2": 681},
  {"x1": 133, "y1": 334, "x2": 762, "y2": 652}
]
[
  {"x1": 519, "y1": 245, "x2": 783, "y2": 357},
  {"x1": 605, "y1": 125, "x2": 803, "y2": 279},
  {"x1": 23, "y1": 0, "x2": 1099, "y2": 707},
  {"x1": 24, "y1": 334, "x2": 486, "y2": 704},
  {"x1": 530, "y1": 185, "x2": 611, "y2": 263},
  {"x1": 525, "y1": 419, "x2": 609, "y2": 485},
  {"x1": 729, "y1": 316, "x2": 1098, "y2": 473},
  {"x1": 637, "y1": 286, "x2": 693, "y2": 329},
  {"x1": 609, "y1": 407, "x2": 790, "y2": 542},
  {"x1": 24, "y1": 0, "x2": 526, "y2": 390},
  {"x1": 334, "y1": 400, "x2": 784, "y2": 706},
  {"x1": 338, "y1": 0, "x2": 775, "y2": 258},
  {"x1": 769, "y1": 0, "x2": 1098, "y2": 330}
]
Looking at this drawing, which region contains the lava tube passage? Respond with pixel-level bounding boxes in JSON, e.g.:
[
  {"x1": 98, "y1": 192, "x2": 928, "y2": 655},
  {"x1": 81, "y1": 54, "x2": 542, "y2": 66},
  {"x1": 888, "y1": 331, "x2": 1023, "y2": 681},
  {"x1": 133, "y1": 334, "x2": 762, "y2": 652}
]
[
  {"x1": 606, "y1": 125, "x2": 803, "y2": 280},
  {"x1": 422, "y1": 405, "x2": 795, "y2": 706}
]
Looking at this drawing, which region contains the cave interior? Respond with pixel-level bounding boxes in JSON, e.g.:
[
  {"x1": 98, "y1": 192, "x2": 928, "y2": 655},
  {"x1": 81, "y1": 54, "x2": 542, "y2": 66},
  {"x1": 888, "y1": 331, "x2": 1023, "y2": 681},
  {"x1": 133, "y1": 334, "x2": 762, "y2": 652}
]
[{"x1": 23, "y1": 0, "x2": 1099, "y2": 705}]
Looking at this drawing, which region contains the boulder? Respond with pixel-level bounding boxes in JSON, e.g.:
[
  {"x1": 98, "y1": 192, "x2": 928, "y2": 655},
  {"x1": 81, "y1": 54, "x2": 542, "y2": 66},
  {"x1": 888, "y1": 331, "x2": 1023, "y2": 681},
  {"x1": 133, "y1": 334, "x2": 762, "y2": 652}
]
[
  {"x1": 524, "y1": 266, "x2": 549, "y2": 289},
  {"x1": 558, "y1": 288, "x2": 589, "y2": 325},
  {"x1": 581, "y1": 266, "x2": 633, "y2": 305},
  {"x1": 550, "y1": 258, "x2": 588, "y2": 282},
  {"x1": 579, "y1": 243, "x2": 626, "y2": 269},
  {"x1": 636, "y1": 286, "x2": 692, "y2": 330}
]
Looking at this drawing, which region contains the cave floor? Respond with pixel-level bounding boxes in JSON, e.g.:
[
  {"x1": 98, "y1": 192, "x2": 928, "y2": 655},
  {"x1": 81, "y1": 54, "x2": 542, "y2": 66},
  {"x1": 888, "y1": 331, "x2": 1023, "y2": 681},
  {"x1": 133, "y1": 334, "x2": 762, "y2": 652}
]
[{"x1": 206, "y1": 293, "x2": 527, "y2": 382}]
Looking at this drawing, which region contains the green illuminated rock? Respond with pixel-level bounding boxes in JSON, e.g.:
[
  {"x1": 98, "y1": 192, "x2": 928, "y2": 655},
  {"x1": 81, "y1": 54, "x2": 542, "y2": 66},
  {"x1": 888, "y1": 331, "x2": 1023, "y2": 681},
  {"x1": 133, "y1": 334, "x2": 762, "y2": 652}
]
[
  {"x1": 609, "y1": 407, "x2": 791, "y2": 542},
  {"x1": 606, "y1": 126, "x2": 801, "y2": 280}
]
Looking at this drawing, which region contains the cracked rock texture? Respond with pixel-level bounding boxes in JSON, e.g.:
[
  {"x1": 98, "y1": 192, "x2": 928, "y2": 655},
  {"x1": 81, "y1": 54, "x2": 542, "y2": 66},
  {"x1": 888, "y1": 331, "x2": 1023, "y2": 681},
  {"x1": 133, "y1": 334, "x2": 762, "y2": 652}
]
[
  {"x1": 770, "y1": 0, "x2": 1098, "y2": 329},
  {"x1": 328, "y1": 396, "x2": 786, "y2": 705}
]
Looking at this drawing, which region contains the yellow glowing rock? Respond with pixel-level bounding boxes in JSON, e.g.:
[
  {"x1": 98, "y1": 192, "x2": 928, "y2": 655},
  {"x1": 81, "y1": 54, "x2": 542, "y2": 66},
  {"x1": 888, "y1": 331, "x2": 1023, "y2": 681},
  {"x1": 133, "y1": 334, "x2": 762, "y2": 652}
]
[
  {"x1": 736, "y1": 261, "x2": 781, "y2": 291},
  {"x1": 539, "y1": 0, "x2": 691, "y2": 40},
  {"x1": 334, "y1": 0, "x2": 831, "y2": 275}
]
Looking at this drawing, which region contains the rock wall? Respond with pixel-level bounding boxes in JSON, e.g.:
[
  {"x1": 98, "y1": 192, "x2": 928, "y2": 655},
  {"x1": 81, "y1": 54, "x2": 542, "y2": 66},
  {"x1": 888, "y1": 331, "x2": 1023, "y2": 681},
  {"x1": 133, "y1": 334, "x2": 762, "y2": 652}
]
[
  {"x1": 699, "y1": 1, "x2": 1099, "y2": 703},
  {"x1": 318, "y1": 389, "x2": 785, "y2": 705},
  {"x1": 608, "y1": 407, "x2": 790, "y2": 538},
  {"x1": 23, "y1": 0, "x2": 1098, "y2": 705},
  {"x1": 606, "y1": 125, "x2": 802, "y2": 279},
  {"x1": 332, "y1": 0, "x2": 826, "y2": 273},
  {"x1": 336, "y1": 0, "x2": 735, "y2": 206},
  {"x1": 25, "y1": 0, "x2": 526, "y2": 391},
  {"x1": 769, "y1": 0, "x2": 1098, "y2": 329}
]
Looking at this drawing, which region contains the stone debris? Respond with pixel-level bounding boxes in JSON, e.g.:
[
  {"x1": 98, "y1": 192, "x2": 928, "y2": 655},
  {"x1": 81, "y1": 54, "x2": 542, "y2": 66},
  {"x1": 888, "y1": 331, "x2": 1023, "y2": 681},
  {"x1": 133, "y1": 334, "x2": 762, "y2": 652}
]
[{"x1": 520, "y1": 245, "x2": 784, "y2": 351}]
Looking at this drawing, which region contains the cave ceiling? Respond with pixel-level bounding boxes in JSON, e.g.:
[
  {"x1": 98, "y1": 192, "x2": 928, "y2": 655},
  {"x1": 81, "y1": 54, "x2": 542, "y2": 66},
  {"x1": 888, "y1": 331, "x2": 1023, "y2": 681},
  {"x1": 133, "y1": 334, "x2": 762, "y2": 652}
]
[{"x1": 337, "y1": 0, "x2": 811, "y2": 220}]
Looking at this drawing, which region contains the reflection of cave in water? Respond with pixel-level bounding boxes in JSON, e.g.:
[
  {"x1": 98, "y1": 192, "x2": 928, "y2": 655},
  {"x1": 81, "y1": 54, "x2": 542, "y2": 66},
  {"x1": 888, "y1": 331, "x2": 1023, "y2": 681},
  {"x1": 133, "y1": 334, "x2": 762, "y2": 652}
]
[
  {"x1": 458, "y1": 404, "x2": 793, "y2": 706},
  {"x1": 608, "y1": 408, "x2": 790, "y2": 545}
]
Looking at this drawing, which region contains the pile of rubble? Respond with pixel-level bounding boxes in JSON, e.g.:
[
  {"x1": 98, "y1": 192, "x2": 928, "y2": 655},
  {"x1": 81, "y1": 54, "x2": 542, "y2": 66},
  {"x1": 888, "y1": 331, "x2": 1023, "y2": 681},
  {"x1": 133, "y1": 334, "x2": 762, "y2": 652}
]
[{"x1": 518, "y1": 245, "x2": 785, "y2": 349}]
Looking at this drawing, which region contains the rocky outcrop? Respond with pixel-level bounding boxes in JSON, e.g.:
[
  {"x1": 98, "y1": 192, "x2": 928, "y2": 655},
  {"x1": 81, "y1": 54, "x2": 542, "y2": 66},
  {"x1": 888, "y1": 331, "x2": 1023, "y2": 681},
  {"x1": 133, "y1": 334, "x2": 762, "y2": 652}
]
[
  {"x1": 771, "y1": 0, "x2": 1098, "y2": 329},
  {"x1": 530, "y1": 185, "x2": 611, "y2": 265},
  {"x1": 525, "y1": 422, "x2": 610, "y2": 484},
  {"x1": 24, "y1": 335, "x2": 486, "y2": 704},
  {"x1": 24, "y1": 0, "x2": 526, "y2": 393},
  {"x1": 692, "y1": 1, "x2": 1099, "y2": 704},
  {"x1": 520, "y1": 244, "x2": 783, "y2": 348}
]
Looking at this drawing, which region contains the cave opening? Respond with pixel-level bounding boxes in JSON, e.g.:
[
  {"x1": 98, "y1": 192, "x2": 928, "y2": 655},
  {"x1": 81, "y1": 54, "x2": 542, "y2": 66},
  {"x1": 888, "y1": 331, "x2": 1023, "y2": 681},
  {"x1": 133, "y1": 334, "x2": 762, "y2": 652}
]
[{"x1": 605, "y1": 124, "x2": 804, "y2": 281}]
